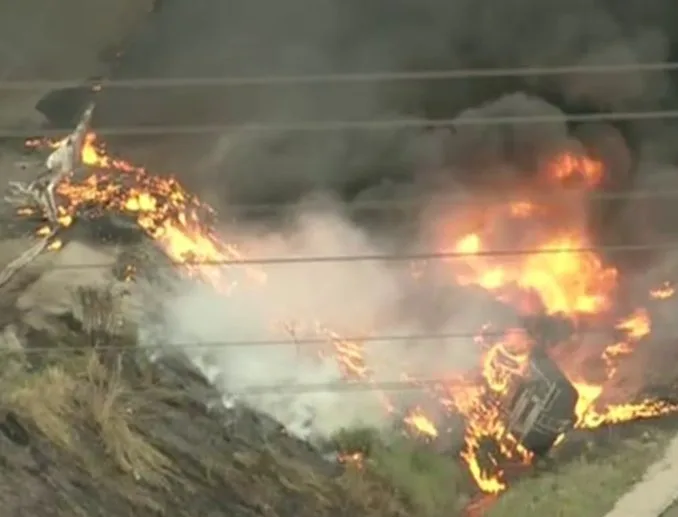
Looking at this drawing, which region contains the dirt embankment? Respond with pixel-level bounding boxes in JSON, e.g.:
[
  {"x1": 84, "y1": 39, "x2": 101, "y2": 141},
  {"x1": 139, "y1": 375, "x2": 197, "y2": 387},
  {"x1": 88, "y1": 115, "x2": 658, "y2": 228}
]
[
  {"x1": 0, "y1": 348, "x2": 391, "y2": 517},
  {"x1": 0, "y1": 222, "x2": 408, "y2": 517}
]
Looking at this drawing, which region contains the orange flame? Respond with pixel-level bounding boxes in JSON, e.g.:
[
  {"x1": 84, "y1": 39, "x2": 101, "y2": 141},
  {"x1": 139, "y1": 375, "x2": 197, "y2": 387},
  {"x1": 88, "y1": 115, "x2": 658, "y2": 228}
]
[
  {"x1": 547, "y1": 151, "x2": 605, "y2": 188},
  {"x1": 21, "y1": 136, "x2": 678, "y2": 495},
  {"x1": 404, "y1": 408, "x2": 439, "y2": 438},
  {"x1": 650, "y1": 281, "x2": 675, "y2": 300},
  {"x1": 433, "y1": 150, "x2": 677, "y2": 490}
]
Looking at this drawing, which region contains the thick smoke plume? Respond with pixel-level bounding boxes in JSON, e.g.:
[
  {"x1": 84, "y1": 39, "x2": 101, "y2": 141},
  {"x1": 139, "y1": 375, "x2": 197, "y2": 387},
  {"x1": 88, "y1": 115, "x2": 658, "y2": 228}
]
[
  {"x1": 37, "y1": 0, "x2": 678, "y2": 439},
  {"x1": 153, "y1": 203, "x2": 495, "y2": 440},
  {"x1": 89, "y1": 0, "x2": 678, "y2": 209}
]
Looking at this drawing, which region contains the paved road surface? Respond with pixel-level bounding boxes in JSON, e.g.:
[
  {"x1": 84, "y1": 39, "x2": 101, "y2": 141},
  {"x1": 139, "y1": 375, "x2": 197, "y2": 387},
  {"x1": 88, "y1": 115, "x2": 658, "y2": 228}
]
[{"x1": 604, "y1": 434, "x2": 678, "y2": 517}]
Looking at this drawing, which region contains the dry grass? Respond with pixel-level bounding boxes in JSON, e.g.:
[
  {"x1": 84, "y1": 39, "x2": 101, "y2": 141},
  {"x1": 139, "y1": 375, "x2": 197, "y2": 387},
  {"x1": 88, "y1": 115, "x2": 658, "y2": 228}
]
[
  {"x1": 0, "y1": 284, "x2": 415, "y2": 517},
  {"x1": 84, "y1": 354, "x2": 175, "y2": 486},
  {"x1": 487, "y1": 425, "x2": 676, "y2": 517},
  {"x1": 0, "y1": 348, "x2": 175, "y2": 484},
  {"x1": 0, "y1": 286, "x2": 176, "y2": 510},
  {"x1": 1, "y1": 357, "x2": 81, "y2": 452}
]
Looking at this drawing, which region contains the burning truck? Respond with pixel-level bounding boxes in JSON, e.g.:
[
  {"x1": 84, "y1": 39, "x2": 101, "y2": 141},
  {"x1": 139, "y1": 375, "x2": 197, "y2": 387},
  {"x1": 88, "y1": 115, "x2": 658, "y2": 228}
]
[{"x1": 496, "y1": 316, "x2": 580, "y2": 458}]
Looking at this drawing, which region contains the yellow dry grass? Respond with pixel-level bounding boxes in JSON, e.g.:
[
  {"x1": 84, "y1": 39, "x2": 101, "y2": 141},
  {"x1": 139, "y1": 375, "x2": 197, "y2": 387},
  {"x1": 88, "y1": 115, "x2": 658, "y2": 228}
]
[
  {"x1": 0, "y1": 350, "x2": 174, "y2": 487},
  {"x1": 0, "y1": 285, "x2": 175, "y2": 503},
  {"x1": 0, "y1": 285, "x2": 413, "y2": 517}
]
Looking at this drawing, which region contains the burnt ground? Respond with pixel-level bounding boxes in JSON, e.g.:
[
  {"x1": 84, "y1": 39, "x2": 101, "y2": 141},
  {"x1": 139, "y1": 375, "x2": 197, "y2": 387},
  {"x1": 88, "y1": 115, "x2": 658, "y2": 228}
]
[
  {"x1": 0, "y1": 337, "x2": 410, "y2": 517},
  {"x1": 0, "y1": 204, "x2": 412, "y2": 517}
]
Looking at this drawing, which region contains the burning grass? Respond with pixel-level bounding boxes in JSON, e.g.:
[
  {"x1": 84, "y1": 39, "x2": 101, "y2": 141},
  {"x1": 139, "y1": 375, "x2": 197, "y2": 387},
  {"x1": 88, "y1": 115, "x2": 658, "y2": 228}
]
[
  {"x1": 0, "y1": 286, "x2": 420, "y2": 517},
  {"x1": 332, "y1": 421, "x2": 678, "y2": 517},
  {"x1": 6, "y1": 280, "x2": 672, "y2": 517},
  {"x1": 16, "y1": 124, "x2": 678, "y2": 504}
]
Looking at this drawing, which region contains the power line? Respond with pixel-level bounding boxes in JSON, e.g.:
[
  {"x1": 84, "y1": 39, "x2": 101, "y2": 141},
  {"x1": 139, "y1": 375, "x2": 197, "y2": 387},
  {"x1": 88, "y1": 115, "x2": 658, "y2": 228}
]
[
  {"x1": 10, "y1": 329, "x2": 660, "y2": 396},
  {"x1": 7, "y1": 187, "x2": 678, "y2": 225},
  {"x1": 11, "y1": 326, "x2": 624, "y2": 356},
  {"x1": 30, "y1": 240, "x2": 678, "y2": 270},
  {"x1": 212, "y1": 378, "x2": 511, "y2": 395},
  {"x1": 2, "y1": 61, "x2": 678, "y2": 90},
  {"x1": 214, "y1": 378, "x2": 678, "y2": 396},
  {"x1": 7, "y1": 329, "x2": 656, "y2": 396},
  {"x1": 3, "y1": 186, "x2": 678, "y2": 234},
  {"x1": 117, "y1": 188, "x2": 678, "y2": 216},
  {"x1": 3, "y1": 109, "x2": 678, "y2": 139}
]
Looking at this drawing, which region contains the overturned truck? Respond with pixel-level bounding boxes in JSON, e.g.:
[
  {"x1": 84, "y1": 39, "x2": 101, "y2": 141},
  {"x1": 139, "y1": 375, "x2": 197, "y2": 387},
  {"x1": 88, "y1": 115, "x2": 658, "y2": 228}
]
[
  {"x1": 502, "y1": 316, "x2": 579, "y2": 457},
  {"x1": 505, "y1": 346, "x2": 579, "y2": 456}
]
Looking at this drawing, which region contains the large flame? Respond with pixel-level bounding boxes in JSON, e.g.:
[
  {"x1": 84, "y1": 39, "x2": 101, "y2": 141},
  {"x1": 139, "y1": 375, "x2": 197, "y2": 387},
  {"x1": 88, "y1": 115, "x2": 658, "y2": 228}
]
[
  {"x1": 22, "y1": 134, "x2": 678, "y2": 495},
  {"x1": 426, "y1": 151, "x2": 678, "y2": 492}
]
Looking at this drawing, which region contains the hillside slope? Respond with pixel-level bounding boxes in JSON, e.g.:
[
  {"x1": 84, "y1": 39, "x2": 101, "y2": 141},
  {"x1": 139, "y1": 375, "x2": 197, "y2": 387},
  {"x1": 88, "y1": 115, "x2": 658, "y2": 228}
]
[{"x1": 0, "y1": 233, "x2": 408, "y2": 517}]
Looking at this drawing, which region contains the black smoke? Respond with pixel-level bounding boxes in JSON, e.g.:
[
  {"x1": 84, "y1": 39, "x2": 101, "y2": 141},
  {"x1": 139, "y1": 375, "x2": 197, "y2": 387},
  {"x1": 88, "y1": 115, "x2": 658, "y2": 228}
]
[
  {"x1": 30, "y1": 0, "x2": 678, "y2": 436},
  {"x1": 38, "y1": 0, "x2": 678, "y2": 234}
]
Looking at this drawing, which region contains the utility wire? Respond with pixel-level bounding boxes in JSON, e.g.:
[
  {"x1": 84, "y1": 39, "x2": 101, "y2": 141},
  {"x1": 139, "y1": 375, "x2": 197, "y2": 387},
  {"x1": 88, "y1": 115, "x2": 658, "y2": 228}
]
[
  {"x1": 5, "y1": 187, "x2": 678, "y2": 225},
  {"x1": 27, "y1": 240, "x2": 678, "y2": 270},
  {"x1": 211, "y1": 378, "x2": 678, "y2": 396},
  {"x1": 11, "y1": 328, "x2": 662, "y2": 395},
  {"x1": 94, "y1": 188, "x2": 678, "y2": 216},
  {"x1": 11, "y1": 325, "x2": 628, "y2": 355},
  {"x1": 2, "y1": 61, "x2": 678, "y2": 90},
  {"x1": 200, "y1": 378, "x2": 520, "y2": 396},
  {"x1": 3, "y1": 109, "x2": 678, "y2": 139},
  {"x1": 1, "y1": 296, "x2": 673, "y2": 395},
  {"x1": 4, "y1": 62, "x2": 677, "y2": 396},
  {"x1": 4, "y1": 183, "x2": 678, "y2": 229}
]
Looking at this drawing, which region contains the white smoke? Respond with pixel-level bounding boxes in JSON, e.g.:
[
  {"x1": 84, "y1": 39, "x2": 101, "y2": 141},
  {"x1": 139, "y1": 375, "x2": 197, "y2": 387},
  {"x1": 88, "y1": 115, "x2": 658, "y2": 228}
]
[{"x1": 148, "y1": 201, "x2": 488, "y2": 441}]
